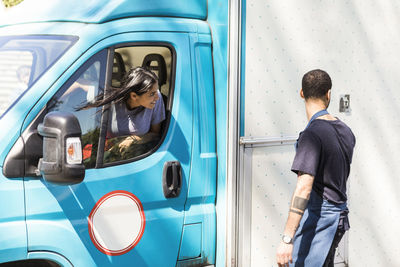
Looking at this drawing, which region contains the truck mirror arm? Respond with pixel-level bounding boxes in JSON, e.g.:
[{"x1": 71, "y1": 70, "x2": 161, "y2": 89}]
[{"x1": 3, "y1": 110, "x2": 44, "y2": 178}]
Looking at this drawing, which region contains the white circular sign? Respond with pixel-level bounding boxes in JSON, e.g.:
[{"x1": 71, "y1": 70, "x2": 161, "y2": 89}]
[{"x1": 88, "y1": 191, "x2": 145, "y2": 255}]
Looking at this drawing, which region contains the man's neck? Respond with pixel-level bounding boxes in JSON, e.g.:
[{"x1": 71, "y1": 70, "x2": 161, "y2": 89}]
[{"x1": 305, "y1": 100, "x2": 328, "y2": 121}]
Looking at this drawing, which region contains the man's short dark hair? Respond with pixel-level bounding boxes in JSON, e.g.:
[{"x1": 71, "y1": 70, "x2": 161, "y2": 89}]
[{"x1": 302, "y1": 69, "x2": 332, "y2": 99}]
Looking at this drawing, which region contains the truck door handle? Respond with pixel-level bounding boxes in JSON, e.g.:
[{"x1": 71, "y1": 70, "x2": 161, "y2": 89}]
[{"x1": 162, "y1": 161, "x2": 182, "y2": 198}]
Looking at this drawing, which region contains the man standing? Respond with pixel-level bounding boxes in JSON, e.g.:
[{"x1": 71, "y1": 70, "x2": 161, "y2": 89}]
[{"x1": 276, "y1": 69, "x2": 356, "y2": 266}]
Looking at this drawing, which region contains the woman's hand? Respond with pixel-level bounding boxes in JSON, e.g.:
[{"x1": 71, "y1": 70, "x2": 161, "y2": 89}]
[
  {"x1": 117, "y1": 131, "x2": 160, "y2": 154},
  {"x1": 118, "y1": 135, "x2": 138, "y2": 152}
]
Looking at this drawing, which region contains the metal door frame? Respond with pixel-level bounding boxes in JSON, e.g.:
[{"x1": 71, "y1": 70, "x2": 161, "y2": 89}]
[
  {"x1": 237, "y1": 137, "x2": 297, "y2": 267},
  {"x1": 237, "y1": 136, "x2": 348, "y2": 266}
]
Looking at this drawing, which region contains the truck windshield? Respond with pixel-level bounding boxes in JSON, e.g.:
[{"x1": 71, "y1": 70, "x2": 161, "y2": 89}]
[{"x1": 0, "y1": 35, "x2": 78, "y2": 118}]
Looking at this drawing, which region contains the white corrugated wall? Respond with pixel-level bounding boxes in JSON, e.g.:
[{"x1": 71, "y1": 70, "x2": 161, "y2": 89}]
[{"x1": 243, "y1": 1, "x2": 400, "y2": 266}]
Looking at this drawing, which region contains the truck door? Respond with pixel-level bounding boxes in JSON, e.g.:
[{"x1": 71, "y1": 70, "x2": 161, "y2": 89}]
[{"x1": 24, "y1": 32, "x2": 194, "y2": 266}]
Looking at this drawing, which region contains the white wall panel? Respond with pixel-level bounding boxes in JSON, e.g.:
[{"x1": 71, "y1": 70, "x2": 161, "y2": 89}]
[
  {"x1": 250, "y1": 146, "x2": 295, "y2": 267},
  {"x1": 245, "y1": 1, "x2": 400, "y2": 266}
]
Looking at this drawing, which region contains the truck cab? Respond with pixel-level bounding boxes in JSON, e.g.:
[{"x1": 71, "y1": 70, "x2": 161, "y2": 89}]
[{"x1": 0, "y1": 1, "x2": 218, "y2": 266}]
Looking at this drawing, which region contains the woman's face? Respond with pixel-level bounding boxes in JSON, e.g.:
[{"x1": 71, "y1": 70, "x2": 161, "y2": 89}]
[{"x1": 135, "y1": 83, "x2": 160, "y2": 109}]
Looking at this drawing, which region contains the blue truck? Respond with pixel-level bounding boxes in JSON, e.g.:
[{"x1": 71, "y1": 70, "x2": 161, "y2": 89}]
[{"x1": 0, "y1": 1, "x2": 231, "y2": 266}]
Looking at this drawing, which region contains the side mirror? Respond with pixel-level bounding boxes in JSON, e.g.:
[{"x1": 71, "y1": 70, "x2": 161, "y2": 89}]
[{"x1": 37, "y1": 111, "x2": 85, "y2": 184}]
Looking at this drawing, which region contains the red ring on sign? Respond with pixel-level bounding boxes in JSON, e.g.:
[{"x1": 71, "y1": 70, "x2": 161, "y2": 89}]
[{"x1": 88, "y1": 190, "x2": 145, "y2": 256}]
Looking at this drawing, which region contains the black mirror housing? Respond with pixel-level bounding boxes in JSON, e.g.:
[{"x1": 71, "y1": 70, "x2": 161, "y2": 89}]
[{"x1": 38, "y1": 111, "x2": 85, "y2": 184}]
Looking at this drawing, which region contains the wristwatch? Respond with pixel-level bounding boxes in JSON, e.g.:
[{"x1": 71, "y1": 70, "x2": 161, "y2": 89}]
[{"x1": 282, "y1": 234, "x2": 293, "y2": 244}]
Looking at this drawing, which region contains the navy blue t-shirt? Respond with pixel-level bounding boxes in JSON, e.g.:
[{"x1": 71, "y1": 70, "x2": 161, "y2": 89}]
[{"x1": 291, "y1": 119, "x2": 356, "y2": 204}]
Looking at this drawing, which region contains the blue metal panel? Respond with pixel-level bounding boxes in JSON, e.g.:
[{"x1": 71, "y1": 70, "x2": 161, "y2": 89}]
[
  {"x1": 179, "y1": 32, "x2": 217, "y2": 265},
  {"x1": 207, "y1": 1, "x2": 229, "y2": 266},
  {"x1": 0, "y1": 172, "x2": 26, "y2": 262},
  {"x1": 0, "y1": 0, "x2": 207, "y2": 26},
  {"x1": 0, "y1": 17, "x2": 207, "y2": 36},
  {"x1": 178, "y1": 223, "x2": 202, "y2": 260}
]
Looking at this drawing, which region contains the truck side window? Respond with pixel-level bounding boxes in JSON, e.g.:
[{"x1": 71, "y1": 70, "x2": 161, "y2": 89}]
[
  {"x1": 47, "y1": 50, "x2": 107, "y2": 168},
  {"x1": 0, "y1": 51, "x2": 33, "y2": 114},
  {"x1": 104, "y1": 45, "x2": 173, "y2": 164}
]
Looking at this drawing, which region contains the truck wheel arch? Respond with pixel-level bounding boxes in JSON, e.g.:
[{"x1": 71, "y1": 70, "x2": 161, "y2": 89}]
[{"x1": 0, "y1": 259, "x2": 61, "y2": 267}]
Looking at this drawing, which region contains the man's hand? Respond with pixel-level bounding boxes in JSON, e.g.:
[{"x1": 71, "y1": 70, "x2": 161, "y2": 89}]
[{"x1": 276, "y1": 241, "x2": 293, "y2": 267}]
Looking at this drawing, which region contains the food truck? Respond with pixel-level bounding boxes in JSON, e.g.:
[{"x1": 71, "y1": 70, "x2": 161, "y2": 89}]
[{"x1": 0, "y1": 0, "x2": 398, "y2": 266}]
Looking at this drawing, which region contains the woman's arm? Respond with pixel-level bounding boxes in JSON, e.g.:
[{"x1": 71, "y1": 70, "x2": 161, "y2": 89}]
[
  {"x1": 149, "y1": 122, "x2": 161, "y2": 134},
  {"x1": 118, "y1": 122, "x2": 162, "y2": 152},
  {"x1": 134, "y1": 122, "x2": 162, "y2": 143}
]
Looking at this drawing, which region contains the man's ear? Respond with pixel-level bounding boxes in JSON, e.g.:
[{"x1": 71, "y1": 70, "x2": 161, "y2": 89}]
[
  {"x1": 300, "y1": 89, "x2": 305, "y2": 99},
  {"x1": 326, "y1": 90, "x2": 331, "y2": 102}
]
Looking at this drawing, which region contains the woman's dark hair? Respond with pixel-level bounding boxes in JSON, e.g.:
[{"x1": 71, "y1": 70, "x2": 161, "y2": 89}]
[
  {"x1": 302, "y1": 69, "x2": 332, "y2": 100},
  {"x1": 78, "y1": 66, "x2": 158, "y2": 110}
]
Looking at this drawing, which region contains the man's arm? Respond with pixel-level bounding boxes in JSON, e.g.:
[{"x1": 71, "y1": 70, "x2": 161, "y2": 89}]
[{"x1": 276, "y1": 172, "x2": 314, "y2": 266}]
